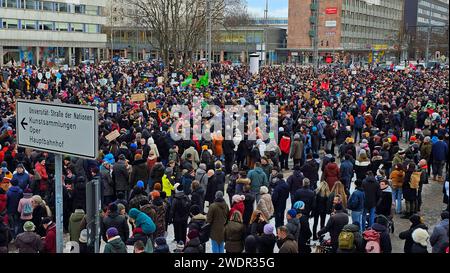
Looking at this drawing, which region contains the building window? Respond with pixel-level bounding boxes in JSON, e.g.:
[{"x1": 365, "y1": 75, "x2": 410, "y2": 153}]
[
  {"x1": 74, "y1": 4, "x2": 84, "y2": 14},
  {"x1": 2, "y1": 0, "x2": 18, "y2": 8},
  {"x1": 42, "y1": 1, "x2": 53, "y2": 11},
  {"x1": 40, "y1": 21, "x2": 53, "y2": 30},
  {"x1": 2, "y1": 19, "x2": 19, "y2": 29},
  {"x1": 24, "y1": 0, "x2": 35, "y2": 9},
  {"x1": 85, "y1": 5, "x2": 98, "y2": 15},
  {"x1": 58, "y1": 2, "x2": 68, "y2": 12},
  {"x1": 56, "y1": 22, "x2": 68, "y2": 31},
  {"x1": 86, "y1": 24, "x2": 98, "y2": 33},
  {"x1": 22, "y1": 20, "x2": 37, "y2": 30},
  {"x1": 71, "y1": 23, "x2": 84, "y2": 32}
]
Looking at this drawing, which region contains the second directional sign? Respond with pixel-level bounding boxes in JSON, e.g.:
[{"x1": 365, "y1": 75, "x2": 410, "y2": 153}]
[{"x1": 16, "y1": 99, "x2": 98, "y2": 159}]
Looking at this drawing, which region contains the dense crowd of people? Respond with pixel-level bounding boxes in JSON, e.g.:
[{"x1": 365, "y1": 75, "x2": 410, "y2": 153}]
[{"x1": 0, "y1": 60, "x2": 448, "y2": 253}]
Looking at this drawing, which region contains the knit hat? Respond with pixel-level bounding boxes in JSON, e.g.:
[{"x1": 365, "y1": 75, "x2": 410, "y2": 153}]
[
  {"x1": 263, "y1": 224, "x2": 274, "y2": 235},
  {"x1": 154, "y1": 237, "x2": 166, "y2": 246},
  {"x1": 23, "y1": 221, "x2": 35, "y2": 232},
  {"x1": 136, "y1": 180, "x2": 145, "y2": 188},
  {"x1": 150, "y1": 190, "x2": 160, "y2": 199},
  {"x1": 287, "y1": 209, "x2": 297, "y2": 218},
  {"x1": 260, "y1": 186, "x2": 269, "y2": 194},
  {"x1": 232, "y1": 194, "x2": 245, "y2": 204},
  {"x1": 187, "y1": 229, "x2": 199, "y2": 240},
  {"x1": 410, "y1": 136, "x2": 417, "y2": 142},
  {"x1": 153, "y1": 183, "x2": 162, "y2": 191},
  {"x1": 106, "y1": 227, "x2": 119, "y2": 238},
  {"x1": 79, "y1": 229, "x2": 88, "y2": 243},
  {"x1": 42, "y1": 217, "x2": 52, "y2": 226},
  {"x1": 130, "y1": 143, "x2": 138, "y2": 149},
  {"x1": 165, "y1": 167, "x2": 173, "y2": 175},
  {"x1": 189, "y1": 205, "x2": 201, "y2": 216},
  {"x1": 199, "y1": 163, "x2": 207, "y2": 171},
  {"x1": 134, "y1": 153, "x2": 143, "y2": 161},
  {"x1": 412, "y1": 228, "x2": 429, "y2": 247},
  {"x1": 202, "y1": 145, "x2": 208, "y2": 151},
  {"x1": 423, "y1": 136, "x2": 431, "y2": 143},
  {"x1": 176, "y1": 241, "x2": 185, "y2": 251},
  {"x1": 409, "y1": 214, "x2": 422, "y2": 226},
  {"x1": 215, "y1": 191, "x2": 224, "y2": 199},
  {"x1": 294, "y1": 134, "x2": 300, "y2": 140}
]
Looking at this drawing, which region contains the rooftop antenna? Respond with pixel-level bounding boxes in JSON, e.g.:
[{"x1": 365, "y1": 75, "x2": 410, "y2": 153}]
[{"x1": 264, "y1": 0, "x2": 268, "y2": 19}]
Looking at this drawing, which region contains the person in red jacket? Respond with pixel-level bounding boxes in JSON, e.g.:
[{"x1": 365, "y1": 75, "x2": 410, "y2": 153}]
[
  {"x1": 229, "y1": 194, "x2": 245, "y2": 218},
  {"x1": 34, "y1": 158, "x2": 49, "y2": 196},
  {"x1": 42, "y1": 217, "x2": 56, "y2": 253},
  {"x1": 279, "y1": 128, "x2": 291, "y2": 171},
  {"x1": 323, "y1": 157, "x2": 340, "y2": 190}
]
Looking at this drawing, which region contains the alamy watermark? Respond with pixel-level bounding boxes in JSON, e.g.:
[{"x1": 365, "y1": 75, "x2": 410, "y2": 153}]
[{"x1": 169, "y1": 98, "x2": 278, "y2": 142}]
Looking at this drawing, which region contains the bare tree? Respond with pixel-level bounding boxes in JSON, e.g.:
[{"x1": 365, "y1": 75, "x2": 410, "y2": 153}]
[{"x1": 124, "y1": 0, "x2": 248, "y2": 69}]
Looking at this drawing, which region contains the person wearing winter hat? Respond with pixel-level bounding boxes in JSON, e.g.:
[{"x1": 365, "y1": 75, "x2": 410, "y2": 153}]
[
  {"x1": 257, "y1": 223, "x2": 277, "y2": 253},
  {"x1": 154, "y1": 237, "x2": 170, "y2": 253},
  {"x1": 78, "y1": 229, "x2": 91, "y2": 253},
  {"x1": 133, "y1": 240, "x2": 145, "y2": 253},
  {"x1": 257, "y1": 186, "x2": 273, "y2": 220},
  {"x1": 14, "y1": 221, "x2": 43, "y2": 253},
  {"x1": 317, "y1": 203, "x2": 348, "y2": 253},
  {"x1": 207, "y1": 190, "x2": 229, "y2": 253},
  {"x1": 104, "y1": 227, "x2": 127, "y2": 253},
  {"x1": 411, "y1": 228, "x2": 429, "y2": 253},
  {"x1": 162, "y1": 167, "x2": 175, "y2": 199},
  {"x1": 399, "y1": 214, "x2": 428, "y2": 253},
  {"x1": 430, "y1": 211, "x2": 449, "y2": 253},
  {"x1": 41, "y1": 217, "x2": 56, "y2": 253}
]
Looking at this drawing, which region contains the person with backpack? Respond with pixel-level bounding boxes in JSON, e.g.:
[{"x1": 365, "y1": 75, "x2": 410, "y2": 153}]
[
  {"x1": 17, "y1": 188, "x2": 33, "y2": 234},
  {"x1": 224, "y1": 211, "x2": 246, "y2": 253},
  {"x1": 399, "y1": 214, "x2": 428, "y2": 253},
  {"x1": 170, "y1": 183, "x2": 191, "y2": 244},
  {"x1": 417, "y1": 159, "x2": 429, "y2": 212},
  {"x1": 347, "y1": 179, "x2": 365, "y2": 232},
  {"x1": 363, "y1": 215, "x2": 392, "y2": 253},
  {"x1": 317, "y1": 203, "x2": 349, "y2": 253},
  {"x1": 337, "y1": 223, "x2": 365, "y2": 253},
  {"x1": 402, "y1": 162, "x2": 419, "y2": 219}
]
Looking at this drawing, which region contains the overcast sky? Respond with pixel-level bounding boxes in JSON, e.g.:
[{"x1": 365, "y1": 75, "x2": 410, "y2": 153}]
[{"x1": 246, "y1": 0, "x2": 288, "y2": 18}]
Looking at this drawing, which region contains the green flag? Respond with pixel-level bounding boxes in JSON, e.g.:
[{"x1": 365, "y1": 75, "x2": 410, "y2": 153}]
[
  {"x1": 181, "y1": 74, "x2": 192, "y2": 87},
  {"x1": 196, "y1": 73, "x2": 209, "y2": 88}
]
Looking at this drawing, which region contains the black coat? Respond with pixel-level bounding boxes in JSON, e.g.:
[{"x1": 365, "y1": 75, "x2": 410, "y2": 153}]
[
  {"x1": 32, "y1": 205, "x2": 48, "y2": 237},
  {"x1": 257, "y1": 233, "x2": 276, "y2": 253},
  {"x1": 214, "y1": 170, "x2": 226, "y2": 194},
  {"x1": 293, "y1": 188, "x2": 315, "y2": 217},
  {"x1": 72, "y1": 181, "x2": 87, "y2": 212},
  {"x1": 411, "y1": 243, "x2": 428, "y2": 253},
  {"x1": 313, "y1": 194, "x2": 329, "y2": 215},
  {"x1": 402, "y1": 171, "x2": 417, "y2": 201},
  {"x1": 362, "y1": 176, "x2": 381, "y2": 209},
  {"x1": 191, "y1": 187, "x2": 205, "y2": 213},
  {"x1": 171, "y1": 192, "x2": 191, "y2": 223},
  {"x1": 101, "y1": 212, "x2": 129, "y2": 243},
  {"x1": 184, "y1": 237, "x2": 204, "y2": 253},
  {"x1": 318, "y1": 210, "x2": 349, "y2": 246},
  {"x1": 205, "y1": 175, "x2": 218, "y2": 204},
  {"x1": 300, "y1": 160, "x2": 319, "y2": 185},
  {"x1": 272, "y1": 180, "x2": 290, "y2": 213},
  {"x1": 376, "y1": 188, "x2": 393, "y2": 217},
  {"x1": 399, "y1": 223, "x2": 428, "y2": 253},
  {"x1": 287, "y1": 170, "x2": 304, "y2": 196},
  {"x1": 243, "y1": 192, "x2": 256, "y2": 225},
  {"x1": 222, "y1": 140, "x2": 235, "y2": 155},
  {"x1": 129, "y1": 159, "x2": 149, "y2": 189}
]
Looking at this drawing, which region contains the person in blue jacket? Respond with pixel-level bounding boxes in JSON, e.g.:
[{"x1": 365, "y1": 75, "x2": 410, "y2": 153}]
[
  {"x1": 128, "y1": 208, "x2": 156, "y2": 236},
  {"x1": 431, "y1": 135, "x2": 448, "y2": 182},
  {"x1": 347, "y1": 179, "x2": 365, "y2": 232},
  {"x1": 6, "y1": 178, "x2": 23, "y2": 238},
  {"x1": 354, "y1": 113, "x2": 365, "y2": 142},
  {"x1": 12, "y1": 164, "x2": 31, "y2": 191}
]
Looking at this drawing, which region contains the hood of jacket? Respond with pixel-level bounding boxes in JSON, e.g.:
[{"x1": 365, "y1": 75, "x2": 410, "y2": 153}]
[
  {"x1": 253, "y1": 167, "x2": 265, "y2": 175},
  {"x1": 196, "y1": 168, "x2": 206, "y2": 177},
  {"x1": 382, "y1": 186, "x2": 392, "y2": 193},
  {"x1": 192, "y1": 213, "x2": 207, "y2": 221},
  {"x1": 355, "y1": 160, "x2": 371, "y2": 167},
  {"x1": 343, "y1": 224, "x2": 360, "y2": 232},
  {"x1": 293, "y1": 169, "x2": 303, "y2": 178},
  {"x1": 18, "y1": 231, "x2": 39, "y2": 244},
  {"x1": 108, "y1": 236, "x2": 125, "y2": 249},
  {"x1": 186, "y1": 237, "x2": 202, "y2": 247},
  {"x1": 326, "y1": 162, "x2": 339, "y2": 170},
  {"x1": 132, "y1": 158, "x2": 147, "y2": 166},
  {"x1": 372, "y1": 223, "x2": 387, "y2": 233},
  {"x1": 193, "y1": 186, "x2": 205, "y2": 195},
  {"x1": 71, "y1": 209, "x2": 85, "y2": 221}
]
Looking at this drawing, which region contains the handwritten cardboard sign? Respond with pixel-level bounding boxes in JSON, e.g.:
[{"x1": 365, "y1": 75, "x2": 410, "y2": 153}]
[
  {"x1": 131, "y1": 93, "x2": 146, "y2": 102},
  {"x1": 148, "y1": 102, "x2": 157, "y2": 110},
  {"x1": 105, "y1": 130, "x2": 120, "y2": 142}
]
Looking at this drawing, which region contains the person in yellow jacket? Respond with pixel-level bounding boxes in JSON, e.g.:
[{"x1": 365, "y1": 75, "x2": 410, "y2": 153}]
[{"x1": 162, "y1": 167, "x2": 175, "y2": 199}]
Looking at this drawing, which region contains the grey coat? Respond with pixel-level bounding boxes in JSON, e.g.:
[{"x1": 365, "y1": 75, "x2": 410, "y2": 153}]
[
  {"x1": 113, "y1": 160, "x2": 129, "y2": 192},
  {"x1": 195, "y1": 168, "x2": 208, "y2": 192},
  {"x1": 430, "y1": 219, "x2": 449, "y2": 253},
  {"x1": 101, "y1": 168, "x2": 114, "y2": 197}
]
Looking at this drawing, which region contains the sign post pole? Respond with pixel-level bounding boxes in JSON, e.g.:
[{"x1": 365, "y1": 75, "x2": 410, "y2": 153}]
[{"x1": 55, "y1": 154, "x2": 63, "y2": 253}]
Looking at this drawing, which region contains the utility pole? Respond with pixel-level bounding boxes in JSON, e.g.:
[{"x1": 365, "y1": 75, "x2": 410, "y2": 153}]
[
  {"x1": 206, "y1": 0, "x2": 212, "y2": 81},
  {"x1": 264, "y1": 0, "x2": 268, "y2": 66},
  {"x1": 110, "y1": 1, "x2": 114, "y2": 60},
  {"x1": 312, "y1": 0, "x2": 320, "y2": 73},
  {"x1": 425, "y1": 3, "x2": 432, "y2": 64}
]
